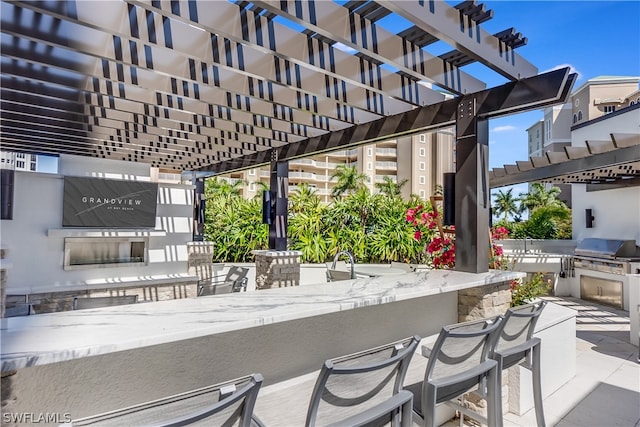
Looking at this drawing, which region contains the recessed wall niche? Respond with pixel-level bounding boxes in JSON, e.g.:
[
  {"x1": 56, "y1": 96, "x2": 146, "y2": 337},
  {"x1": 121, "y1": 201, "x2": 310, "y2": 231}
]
[{"x1": 64, "y1": 237, "x2": 148, "y2": 270}]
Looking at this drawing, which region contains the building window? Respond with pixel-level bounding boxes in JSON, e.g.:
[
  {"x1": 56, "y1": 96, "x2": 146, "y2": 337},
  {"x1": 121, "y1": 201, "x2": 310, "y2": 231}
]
[
  {"x1": 536, "y1": 129, "x2": 539, "y2": 138},
  {"x1": 577, "y1": 110, "x2": 583, "y2": 121},
  {"x1": 367, "y1": 162, "x2": 372, "y2": 171},
  {"x1": 367, "y1": 148, "x2": 373, "y2": 156},
  {"x1": 16, "y1": 161, "x2": 25, "y2": 169},
  {"x1": 573, "y1": 114, "x2": 577, "y2": 124},
  {"x1": 419, "y1": 134, "x2": 426, "y2": 143},
  {"x1": 419, "y1": 162, "x2": 426, "y2": 171},
  {"x1": 419, "y1": 190, "x2": 426, "y2": 198},
  {"x1": 249, "y1": 182, "x2": 255, "y2": 191},
  {"x1": 30, "y1": 162, "x2": 36, "y2": 171},
  {"x1": 419, "y1": 176, "x2": 425, "y2": 184},
  {"x1": 574, "y1": 98, "x2": 579, "y2": 107},
  {"x1": 249, "y1": 169, "x2": 256, "y2": 176},
  {"x1": 603, "y1": 105, "x2": 616, "y2": 114},
  {"x1": 546, "y1": 120, "x2": 551, "y2": 140},
  {"x1": 16, "y1": 153, "x2": 25, "y2": 159},
  {"x1": 419, "y1": 148, "x2": 426, "y2": 157}
]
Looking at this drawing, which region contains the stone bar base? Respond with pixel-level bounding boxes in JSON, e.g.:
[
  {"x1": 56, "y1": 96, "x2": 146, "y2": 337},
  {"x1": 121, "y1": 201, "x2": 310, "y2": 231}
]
[
  {"x1": 252, "y1": 250, "x2": 302, "y2": 290},
  {"x1": 456, "y1": 280, "x2": 513, "y2": 423},
  {"x1": 457, "y1": 280, "x2": 512, "y2": 323}
]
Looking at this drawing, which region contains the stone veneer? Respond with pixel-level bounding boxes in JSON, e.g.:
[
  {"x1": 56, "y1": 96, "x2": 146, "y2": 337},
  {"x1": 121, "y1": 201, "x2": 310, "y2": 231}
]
[
  {"x1": 456, "y1": 279, "x2": 513, "y2": 423},
  {"x1": 252, "y1": 250, "x2": 302, "y2": 289}
]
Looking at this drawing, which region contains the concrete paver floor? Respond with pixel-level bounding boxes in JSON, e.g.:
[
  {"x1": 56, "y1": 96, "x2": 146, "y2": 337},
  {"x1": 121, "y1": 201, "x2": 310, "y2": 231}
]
[{"x1": 491, "y1": 297, "x2": 639, "y2": 427}]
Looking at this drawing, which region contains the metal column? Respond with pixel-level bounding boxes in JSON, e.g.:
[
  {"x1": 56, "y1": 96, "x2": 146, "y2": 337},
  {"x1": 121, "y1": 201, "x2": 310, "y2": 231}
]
[
  {"x1": 454, "y1": 98, "x2": 490, "y2": 273},
  {"x1": 269, "y1": 150, "x2": 289, "y2": 251},
  {"x1": 193, "y1": 177, "x2": 205, "y2": 241}
]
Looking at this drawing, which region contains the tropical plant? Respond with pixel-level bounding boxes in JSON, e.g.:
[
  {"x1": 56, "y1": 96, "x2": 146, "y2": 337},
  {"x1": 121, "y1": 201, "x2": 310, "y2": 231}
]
[
  {"x1": 374, "y1": 176, "x2": 408, "y2": 198},
  {"x1": 289, "y1": 183, "x2": 321, "y2": 213},
  {"x1": 519, "y1": 183, "x2": 564, "y2": 213},
  {"x1": 510, "y1": 272, "x2": 551, "y2": 306},
  {"x1": 329, "y1": 165, "x2": 369, "y2": 197},
  {"x1": 493, "y1": 188, "x2": 520, "y2": 221},
  {"x1": 510, "y1": 205, "x2": 571, "y2": 239},
  {"x1": 206, "y1": 177, "x2": 245, "y2": 199}
]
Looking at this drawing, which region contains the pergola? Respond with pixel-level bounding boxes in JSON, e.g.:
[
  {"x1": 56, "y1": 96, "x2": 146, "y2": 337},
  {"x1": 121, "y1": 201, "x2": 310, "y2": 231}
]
[{"x1": 0, "y1": 0, "x2": 576, "y2": 272}]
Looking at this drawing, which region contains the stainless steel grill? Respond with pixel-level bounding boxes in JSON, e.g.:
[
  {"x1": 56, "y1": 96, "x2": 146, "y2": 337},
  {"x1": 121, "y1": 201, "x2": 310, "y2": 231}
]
[
  {"x1": 573, "y1": 238, "x2": 640, "y2": 309},
  {"x1": 574, "y1": 238, "x2": 638, "y2": 259}
]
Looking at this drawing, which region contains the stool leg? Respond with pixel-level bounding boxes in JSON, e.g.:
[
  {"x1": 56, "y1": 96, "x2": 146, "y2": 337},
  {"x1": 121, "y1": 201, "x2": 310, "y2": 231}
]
[
  {"x1": 487, "y1": 365, "x2": 503, "y2": 427},
  {"x1": 532, "y1": 343, "x2": 546, "y2": 427}
]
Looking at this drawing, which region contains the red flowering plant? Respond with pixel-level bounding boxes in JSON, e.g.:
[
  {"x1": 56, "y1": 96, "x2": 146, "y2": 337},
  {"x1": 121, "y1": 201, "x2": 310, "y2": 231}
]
[
  {"x1": 405, "y1": 204, "x2": 441, "y2": 265},
  {"x1": 406, "y1": 205, "x2": 509, "y2": 270}
]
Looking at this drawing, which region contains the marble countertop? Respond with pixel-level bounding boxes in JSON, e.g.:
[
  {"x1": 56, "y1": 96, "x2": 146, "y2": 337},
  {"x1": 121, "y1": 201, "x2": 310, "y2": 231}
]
[{"x1": 1, "y1": 269, "x2": 523, "y2": 372}]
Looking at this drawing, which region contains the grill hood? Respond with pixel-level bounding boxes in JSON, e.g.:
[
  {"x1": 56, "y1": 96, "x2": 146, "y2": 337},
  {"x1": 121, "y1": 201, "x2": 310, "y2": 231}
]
[{"x1": 574, "y1": 238, "x2": 639, "y2": 259}]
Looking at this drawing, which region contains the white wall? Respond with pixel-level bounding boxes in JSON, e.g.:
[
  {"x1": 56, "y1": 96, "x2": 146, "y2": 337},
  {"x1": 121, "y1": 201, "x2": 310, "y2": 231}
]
[
  {"x1": 570, "y1": 108, "x2": 640, "y2": 243},
  {"x1": 572, "y1": 185, "x2": 640, "y2": 244},
  {"x1": 0, "y1": 156, "x2": 194, "y2": 293}
]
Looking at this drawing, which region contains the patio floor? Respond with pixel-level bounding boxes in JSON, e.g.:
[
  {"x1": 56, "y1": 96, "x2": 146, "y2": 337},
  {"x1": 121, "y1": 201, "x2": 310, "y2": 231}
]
[
  {"x1": 255, "y1": 296, "x2": 639, "y2": 427},
  {"x1": 500, "y1": 296, "x2": 639, "y2": 427}
]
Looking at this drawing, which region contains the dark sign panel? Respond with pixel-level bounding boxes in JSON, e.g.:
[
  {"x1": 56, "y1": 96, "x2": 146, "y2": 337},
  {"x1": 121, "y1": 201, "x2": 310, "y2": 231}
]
[{"x1": 63, "y1": 177, "x2": 158, "y2": 228}]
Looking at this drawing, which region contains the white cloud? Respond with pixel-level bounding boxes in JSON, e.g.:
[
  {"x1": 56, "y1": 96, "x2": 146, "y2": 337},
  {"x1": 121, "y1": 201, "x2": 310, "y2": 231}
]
[
  {"x1": 492, "y1": 125, "x2": 516, "y2": 133},
  {"x1": 489, "y1": 140, "x2": 497, "y2": 145},
  {"x1": 544, "y1": 63, "x2": 583, "y2": 81}
]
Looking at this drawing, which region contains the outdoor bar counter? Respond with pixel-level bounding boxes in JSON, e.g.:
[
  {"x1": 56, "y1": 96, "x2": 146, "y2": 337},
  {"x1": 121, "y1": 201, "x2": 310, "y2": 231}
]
[{"x1": 1, "y1": 270, "x2": 525, "y2": 419}]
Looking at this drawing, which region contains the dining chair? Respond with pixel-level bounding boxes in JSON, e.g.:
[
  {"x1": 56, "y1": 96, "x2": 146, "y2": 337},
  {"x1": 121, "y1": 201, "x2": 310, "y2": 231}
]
[
  {"x1": 409, "y1": 316, "x2": 503, "y2": 427},
  {"x1": 198, "y1": 266, "x2": 249, "y2": 296},
  {"x1": 306, "y1": 336, "x2": 420, "y2": 427},
  {"x1": 68, "y1": 373, "x2": 264, "y2": 427},
  {"x1": 491, "y1": 301, "x2": 547, "y2": 427},
  {"x1": 73, "y1": 295, "x2": 138, "y2": 310}
]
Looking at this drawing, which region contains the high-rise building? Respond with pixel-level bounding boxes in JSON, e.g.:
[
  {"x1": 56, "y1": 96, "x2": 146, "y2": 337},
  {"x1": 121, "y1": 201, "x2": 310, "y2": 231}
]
[
  {"x1": 223, "y1": 128, "x2": 455, "y2": 202},
  {"x1": 526, "y1": 76, "x2": 640, "y2": 206},
  {"x1": 0, "y1": 151, "x2": 38, "y2": 172}
]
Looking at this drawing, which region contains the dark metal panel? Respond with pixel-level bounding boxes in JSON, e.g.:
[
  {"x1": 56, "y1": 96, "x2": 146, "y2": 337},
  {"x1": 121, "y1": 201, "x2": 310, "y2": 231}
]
[
  {"x1": 204, "y1": 68, "x2": 575, "y2": 175},
  {"x1": 490, "y1": 145, "x2": 640, "y2": 188}
]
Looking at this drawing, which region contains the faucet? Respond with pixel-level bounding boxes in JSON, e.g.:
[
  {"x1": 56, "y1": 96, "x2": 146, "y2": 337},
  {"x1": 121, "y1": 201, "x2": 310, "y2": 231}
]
[
  {"x1": 524, "y1": 236, "x2": 533, "y2": 254},
  {"x1": 333, "y1": 250, "x2": 355, "y2": 279}
]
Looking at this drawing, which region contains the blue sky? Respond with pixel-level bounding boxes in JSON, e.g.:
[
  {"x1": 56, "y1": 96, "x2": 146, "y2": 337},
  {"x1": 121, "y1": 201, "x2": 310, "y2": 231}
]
[{"x1": 368, "y1": 0, "x2": 640, "y2": 198}]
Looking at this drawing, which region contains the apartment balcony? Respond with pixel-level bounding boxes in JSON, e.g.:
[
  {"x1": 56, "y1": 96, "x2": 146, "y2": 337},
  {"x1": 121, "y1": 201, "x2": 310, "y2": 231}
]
[
  {"x1": 375, "y1": 161, "x2": 398, "y2": 170},
  {"x1": 289, "y1": 159, "x2": 339, "y2": 169},
  {"x1": 375, "y1": 148, "x2": 397, "y2": 157},
  {"x1": 374, "y1": 175, "x2": 397, "y2": 183},
  {"x1": 327, "y1": 149, "x2": 358, "y2": 158},
  {"x1": 289, "y1": 171, "x2": 328, "y2": 183}
]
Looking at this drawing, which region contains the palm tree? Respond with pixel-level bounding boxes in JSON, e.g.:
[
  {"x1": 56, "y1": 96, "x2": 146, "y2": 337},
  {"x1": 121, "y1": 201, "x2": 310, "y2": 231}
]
[
  {"x1": 519, "y1": 183, "x2": 563, "y2": 213},
  {"x1": 374, "y1": 176, "x2": 408, "y2": 198},
  {"x1": 206, "y1": 177, "x2": 244, "y2": 199},
  {"x1": 330, "y1": 165, "x2": 369, "y2": 198},
  {"x1": 492, "y1": 188, "x2": 520, "y2": 221},
  {"x1": 289, "y1": 183, "x2": 320, "y2": 213}
]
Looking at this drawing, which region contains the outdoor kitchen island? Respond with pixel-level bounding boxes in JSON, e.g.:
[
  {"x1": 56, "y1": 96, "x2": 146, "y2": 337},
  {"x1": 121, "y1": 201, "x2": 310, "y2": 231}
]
[{"x1": 1, "y1": 269, "x2": 575, "y2": 422}]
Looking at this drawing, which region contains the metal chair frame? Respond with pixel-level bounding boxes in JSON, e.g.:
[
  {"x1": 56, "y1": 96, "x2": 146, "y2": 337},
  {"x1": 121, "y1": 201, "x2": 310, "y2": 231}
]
[
  {"x1": 69, "y1": 374, "x2": 264, "y2": 427},
  {"x1": 414, "y1": 316, "x2": 504, "y2": 427},
  {"x1": 198, "y1": 266, "x2": 249, "y2": 295},
  {"x1": 490, "y1": 301, "x2": 547, "y2": 427},
  {"x1": 306, "y1": 336, "x2": 420, "y2": 427}
]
